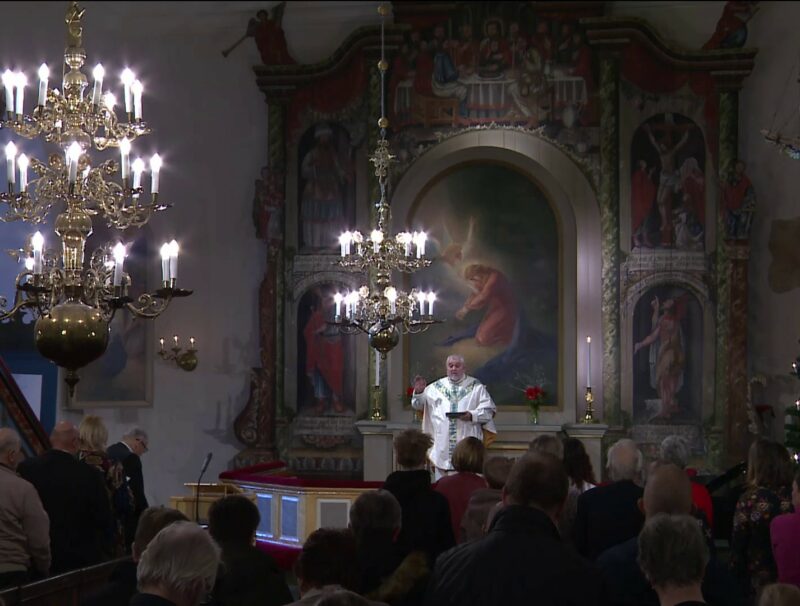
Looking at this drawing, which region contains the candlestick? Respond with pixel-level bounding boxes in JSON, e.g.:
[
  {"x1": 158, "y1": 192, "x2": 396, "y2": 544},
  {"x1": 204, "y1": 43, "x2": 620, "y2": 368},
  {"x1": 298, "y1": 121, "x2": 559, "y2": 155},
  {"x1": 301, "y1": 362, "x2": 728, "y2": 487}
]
[
  {"x1": 189, "y1": 337, "x2": 196, "y2": 350},
  {"x1": 371, "y1": 229, "x2": 383, "y2": 253},
  {"x1": 37, "y1": 64, "x2": 49, "y2": 107},
  {"x1": 119, "y1": 138, "x2": 131, "y2": 182},
  {"x1": 5, "y1": 141, "x2": 16, "y2": 188},
  {"x1": 586, "y1": 336, "x2": 591, "y2": 389},
  {"x1": 112, "y1": 242, "x2": 126, "y2": 287},
  {"x1": 132, "y1": 158, "x2": 144, "y2": 197},
  {"x1": 339, "y1": 232, "x2": 350, "y2": 257},
  {"x1": 17, "y1": 153, "x2": 28, "y2": 193},
  {"x1": 416, "y1": 291, "x2": 426, "y2": 316},
  {"x1": 173, "y1": 335, "x2": 179, "y2": 348},
  {"x1": 131, "y1": 79, "x2": 143, "y2": 121},
  {"x1": 2, "y1": 70, "x2": 13, "y2": 117},
  {"x1": 121, "y1": 68, "x2": 135, "y2": 115},
  {"x1": 150, "y1": 154, "x2": 162, "y2": 194},
  {"x1": 159, "y1": 337, "x2": 165, "y2": 351},
  {"x1": 168, "y1": 239, "x2": 179, "y2": 284},
  {"x1": 91, "y1": 64, "x2": 104, "y2": 106},
  {"x1": 334, "y1": 293, "x2": 343, "y2": 319},
  {"x1": 374, "y1": 350, "x2": 380, "y2": 387},
  {"x1": 160, "y1": 243, "x2": 170, "y2": 283},
  {"x1": 426, "y1": 291, "x2": 436, "y2": 317},
  {"x1": 67, "y1": 142, "x2": 81, "y2": 184},
  {"x1": 31, "y1": 231, "x2": 44, "y2": 274},
  {"x1": 14, "y1": 72, "x2": 26, "y2": 116}
]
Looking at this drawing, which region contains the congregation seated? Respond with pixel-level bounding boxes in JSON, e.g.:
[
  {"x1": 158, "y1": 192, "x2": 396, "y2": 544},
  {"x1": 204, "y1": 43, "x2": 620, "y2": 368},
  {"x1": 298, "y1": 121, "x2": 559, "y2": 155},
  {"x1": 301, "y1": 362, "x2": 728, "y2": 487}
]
[
  {"x1": 208, "y1": 494, "x2": 293, "y2": 606},
  {"x1": 731, "y1": 438, "x2": 794, "y2": 598},
  {"x1": 132, "y1": 521, "x2": 220, "y2": 606},
  {"x1": 528, "y1": 434, "x2": 564, "y2": 458},
  {"x1": 349, "y1": 490, "x2": 427, "y2": 606},
  {"x1": 573, "y1": 438, "x2": 645, "y2": 560},
  {"x1": 0, "y1": 428, "x2": 50, "y2": 589},
  {"x1": 559, "y1": 437, "x2": 597, "y2": 544},
  {"x1": 17, "y1": 421, "x2": 114, "y2": 575},
  {"x1": 288, "y1": 528, "x2": 386, "y2": 606},
  {"x1": 597, "y1": 463, "x2": 742, "y2": 606},
  {"x1": 108, "y1": 428, "x2": 151, "y2": 552},
  {"x1": 382, "y1": 429, "x2": 455, "y2": 565},
  {"x1": 637, "y1": 513, "x2": 709, "y2": 606},
  {"x1": 770, "y1": 468, "x2": 800, "y2": 587},
  {"x1": 424, "y1": 452, "x2": 606, "y2": 606},
  {"x1": 459, "y1": 455, "x2": 513, "y2": 542},
  {"x1": 433, "y1": 437, "x2": 488, "y2": 542},
  {"x1": 81, "y1": 506, "x2": 188, "y2": 606},
  {"x1": 660, "y1": 435, "x2": 714, "y2": 529},
  {"x1": 758, "y1": 583, "x2": 800, "y2": 606}
]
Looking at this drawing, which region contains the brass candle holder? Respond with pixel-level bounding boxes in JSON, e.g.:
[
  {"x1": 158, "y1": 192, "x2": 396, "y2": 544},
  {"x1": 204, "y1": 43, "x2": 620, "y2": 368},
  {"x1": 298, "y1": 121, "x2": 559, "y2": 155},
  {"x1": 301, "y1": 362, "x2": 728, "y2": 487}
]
[
  {"x1": 158, "y1": 335, "x2": 198, "y2": 372},
  {"x1": 370, "y1": 385, "x2": 386, "y2": 421},
  {"x1": 582, "y1": 386, "x2": 596, "y2": 424}
]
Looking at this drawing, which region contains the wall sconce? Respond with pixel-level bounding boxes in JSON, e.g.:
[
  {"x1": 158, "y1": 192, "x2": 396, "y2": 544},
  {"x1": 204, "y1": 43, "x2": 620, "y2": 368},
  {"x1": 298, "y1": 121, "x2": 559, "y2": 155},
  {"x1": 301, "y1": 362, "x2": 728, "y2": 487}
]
[{"x1": 158, "y1": 335, "x2": 198, "y2": 371}]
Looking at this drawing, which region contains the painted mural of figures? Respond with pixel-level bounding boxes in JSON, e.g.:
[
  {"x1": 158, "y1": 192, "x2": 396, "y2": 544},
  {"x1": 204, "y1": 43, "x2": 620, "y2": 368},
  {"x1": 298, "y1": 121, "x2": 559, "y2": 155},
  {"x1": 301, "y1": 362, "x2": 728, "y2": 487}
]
[
  {"x1": 631, "y1": 158, "x2": 659, "y2": 248},
  {"x1": 454, "y1": 264, "x2": 519, "y2": 348},
  {"x1": 452, "y1": 23, "x2": 479, "y2": 76},
  {"x1": 302, "y1": 290, "x2": 346, "y2": 415},
  {"x1": 299, "y1": 123, "x2": 352, "y2": 250},
  {"x1": 722, "y1": 159, "x2": 756, "y2": 240},
  {"x1": 431, "y1": 24, "x2": 468, "y2": 112},
  {"x1": 644, "y1": 122, "x2": 690, "y2": 247},
  {"x1": 478, "y1": 19, "x2": 511, "y2": 77},
  {"x1": 633, "y1": 296, "x2": 687, "y2": 419}
]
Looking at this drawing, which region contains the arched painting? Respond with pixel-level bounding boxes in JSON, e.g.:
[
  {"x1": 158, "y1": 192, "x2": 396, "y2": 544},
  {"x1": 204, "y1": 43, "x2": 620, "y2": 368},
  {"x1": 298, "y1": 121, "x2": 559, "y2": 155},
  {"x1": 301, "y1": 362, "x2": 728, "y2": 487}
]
[
  {"x1": 632, "y1": 284, "x2": 703, "y2": 424},
  {"x1": 406, "y1": 162, "x2": 559, "y2": 407},
  {"x1": 296, "y1": 282, "x2": 356, "y2": 417},
  {"x1": 297, "y1": 122, "x2": 356, "y2": 252},
  {"x1": 630, "y1": 113, "x2": 705, "y2": 251}
]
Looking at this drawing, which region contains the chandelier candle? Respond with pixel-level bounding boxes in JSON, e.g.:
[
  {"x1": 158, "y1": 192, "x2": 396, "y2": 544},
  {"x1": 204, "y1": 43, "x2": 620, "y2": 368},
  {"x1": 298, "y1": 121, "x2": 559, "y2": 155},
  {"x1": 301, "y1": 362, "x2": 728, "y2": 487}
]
[
  {"x1": 112, "y1": 242, "x2": 126, "y2": 287},
  {"x1": 119, "y1": 137, "x2": 131, "y2": 182},
  {"x1": 132, "y1": 158, "x2": 144, "y2": 198},
  {"x1": 14, "y1": 72, "x2": 25, "y2": 116},
  {"x1": 132, "y1": 80, "x2": 143, "y2": 121},
  {"x1": 121, "y1": 68, "x2": 134, "y2": 117},
  {"x1": 160, "y1": 243, "x2": 170, "y2": 284},
  {"x1": 5, "y1": 142, "x2": 16, "y2": 188},
  {"x1": 91, "y1": 64, "x2": 104, "y2": 106},
  {"x1": 150, "y1": 154, "x2": 162, "y2": 194},
  {"x1": 32, "y1": 231, "x2": 43, "y2": 275},
  {"x1": 2, "y1": 70, "x2": 12, "y2": 117},
  {"x1": 168, "y1": 239, "x2": 179, "y2": 284},
  {"x1": 37, "y1": 64, "x2": 49, "y2": 107},
  {"x1": 17, "y1": 154, "x2": 28, "y2": 192},
  {"x1": 67, "y1": 142, "x2": 81, "y2": 184}
]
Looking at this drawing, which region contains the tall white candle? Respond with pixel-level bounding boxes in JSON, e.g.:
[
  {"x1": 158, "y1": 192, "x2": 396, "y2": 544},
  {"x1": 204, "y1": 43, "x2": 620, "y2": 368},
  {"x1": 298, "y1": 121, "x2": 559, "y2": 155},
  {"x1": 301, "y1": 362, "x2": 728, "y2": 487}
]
[
  {"x1": 112, "y1": 242, "x2": 126, "y2": 287},
  {"x1": 333, "y1": 293, "x2": 343, "y2": 319},
  {"x1": 17, "y1": 153, "x2": 28, "y2": 192},
  {"x1": 2, "y1": 70, "x2": 13, "y2": 116},
  {"x1": 417, "y1": 232, "x2": 427, "y2": 257},
  {"x1": 119, "y1": 138, "x2": 131, "y2": 181},
  {"x1": 121, "y1": 68, "x2": 135, "y2": 115},
  {"x1": 37, "y1": 64, "x2": 49, "y2": 107},
  {"x1": 339, "y1": 233, "x2": 349, "y2": 257},
  {"x1": 586, "y1": 336, "x2": 592, "y2": 389},
  {"x1": 416, "y1": 292, "x2": 426, "y2": 316},
  {"x1": 160, "y1": 243, "x2": 170, "y2": 283},
  {"x1": 168, "y1": 239, "x2": 179, "y2": 284},
  {"x1": 149, "y1": 154, "x2": 161, "y2": 194},
  {"x1": 132, "y1": 158, "x2": 144, "y2": 197},
  {"x1": 5, "y1": 141, "x2": 16, "y2": 187},
  {"x1": 385, "y1": 286, "x2": 397, "y2": 315},
  {"x1": 14, "y1": 72, "x2": 25, "y2": 115},
  {"x1": 426, "y1": 292, "x2": 436, "y2": 317},
  {"x1": 374, "y1": 350, "x2": 380, "y2": 387},
  {"x1": 31, "y1": 231, "x2": 44, "y2": 274},
  {"x1": 131, "y1": 79, "x2": 143, "y2": 121},
  {"x1": 91, "y1": 64, "x2": 104, "y2": 106},
  {"x1": 67, "y1": 142, "x2": 81, "y2": 184}
]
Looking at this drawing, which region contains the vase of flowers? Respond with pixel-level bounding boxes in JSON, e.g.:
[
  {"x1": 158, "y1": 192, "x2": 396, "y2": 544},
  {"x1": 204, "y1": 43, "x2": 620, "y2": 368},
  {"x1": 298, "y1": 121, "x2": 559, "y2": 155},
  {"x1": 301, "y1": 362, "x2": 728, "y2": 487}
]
[{"x1": 526, "y1": 385, "x2": 546, "y2": 424}]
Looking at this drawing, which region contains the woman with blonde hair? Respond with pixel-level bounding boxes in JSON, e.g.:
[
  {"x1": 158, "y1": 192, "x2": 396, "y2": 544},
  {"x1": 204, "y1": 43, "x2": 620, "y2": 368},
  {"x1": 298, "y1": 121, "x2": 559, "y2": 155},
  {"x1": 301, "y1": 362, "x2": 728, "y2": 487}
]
[
  {"x1": 78, "y1": 415, "x2": 134, "y2": 557},
  {"x1": 434, "y1": 437, "x2": 488, "y2": 542}
]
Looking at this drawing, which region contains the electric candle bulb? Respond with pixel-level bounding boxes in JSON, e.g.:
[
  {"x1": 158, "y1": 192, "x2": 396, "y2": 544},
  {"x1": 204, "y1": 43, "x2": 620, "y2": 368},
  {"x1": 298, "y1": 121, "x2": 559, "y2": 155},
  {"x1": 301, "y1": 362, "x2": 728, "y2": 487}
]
[
  {"x1": 168, "y1": 239, "x2": 179, "y2": 284},
  {"x1": 149, "y1": 153, "x2": 161, "y2": 194},
  {"x1": 131, "y1": 79, "x2": 143, "y2": 121},
  {"x1": 17, "y1": 153, "x2": 28, "y2": 192},
  {"x1": 333, "y1": 293, "x2": 343, "y2": 318},
  {"x1": 414, "y1": 231, "x2": 427, "y2": 257},
  {"x1": 426, "y1": 291, "x2": 436, "y2": 316},
  {"x1": 339, "y1": 232, "x2": 351, "y2": 257},
  {"x1": 173, "y1": 335, "x2": 179, "y2": 347},
  {"x1": 2, "y1": 70, "x2": 13, "y2": 116},
  {"x1": 112, "y1": 242, "x2": 126, "y2": 287},
  {"x1": 119, "y1": 137, "x2": 131, "y2": 181},
  {"x1": 397, "y1": 232, "x2": 412, "y2": 256},
  {"x1": 24, "y1": 257, "x2": 34, "y2": 272},
  {"x1": 132, "y1": 157, "x2": 145, "y2": 194},
  {"x1": 160, "y1": 243, "x2": 171, "y2": 283},
  {"x1": 37, "y1": 64, "x2": 49, "y2": 106},
  {"x1": 5, "y1": 141, "x2": 17, "y2": 187},
  {"x1": 371, "y1": 229, "x2": 383, "y2": 253},
  {"x1": 121, "y1": 68, "x2": 135, "y2": 114},
  {"x1": 190, "y1": 337, "x2": 196, "y2": 349},
  {"x1": 103, "y1": 92, "x2": 116, "y2": 111},
  {"x1": 159, "y1": 337, "x2": 165, "y2": 351},
  {"x1": 67, "y1": 142, "x2": 81, "y2": 184},
  {"x1": 31, "y1": 231, "x2": 44, "y2": 274},
  {"x1": 14, "y1": 72, "x2": 26, "y2": 116},
  {"x1": 416, "y1": 291, "x2": 426, "y2": 316},
  {"x1": 384, "y1": 286, "x2": 397, "y2": 314},
  {"x1": 92, "y1": 63, "x2": 104, "y2": 105}
]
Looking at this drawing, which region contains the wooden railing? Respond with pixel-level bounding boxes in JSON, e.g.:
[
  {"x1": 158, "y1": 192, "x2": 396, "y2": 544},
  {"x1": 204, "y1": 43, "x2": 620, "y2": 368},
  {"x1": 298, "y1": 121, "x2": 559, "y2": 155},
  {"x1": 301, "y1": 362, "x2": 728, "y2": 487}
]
[{"x1": 0, "y1": 558, "x2": 129, "y2": 606}]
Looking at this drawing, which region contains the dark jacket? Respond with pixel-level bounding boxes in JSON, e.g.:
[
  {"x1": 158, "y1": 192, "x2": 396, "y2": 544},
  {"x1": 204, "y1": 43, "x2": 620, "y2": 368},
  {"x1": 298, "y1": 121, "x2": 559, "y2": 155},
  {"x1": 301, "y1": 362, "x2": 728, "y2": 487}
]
[
  {"x1": 382, "y1": 470, "x2": 455, "y2": 565},
  {"x1": 107, "y1": 441, "x2": 148, "y2": 549},
  {"x1": 597, "y1": 536, "x2": 743, "y2": 606},
  {"x1": 130, "y1": 594, "x2": 176, "y2": 606},
  {"x1": 424, "y1": 505, "x2": 607, "y2": 606},
  {"x1": 573, "y1": 480, "x2": 644, "y2": 560},
  {"x1": 17, "y1": 449, "x2": 114, "y2": 574},
  {"x1": 80, "y1": 559, "x2": 137, "y2": 606},
  {"x1": 213, "y1": 542, "x2": 293, "y2": 606}
]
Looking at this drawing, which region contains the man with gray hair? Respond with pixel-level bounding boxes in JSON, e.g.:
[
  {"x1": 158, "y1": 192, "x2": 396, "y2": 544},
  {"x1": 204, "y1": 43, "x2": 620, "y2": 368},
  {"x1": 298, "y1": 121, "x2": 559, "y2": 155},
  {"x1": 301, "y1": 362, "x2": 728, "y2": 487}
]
[
  {"x1": 134, "y1": 521, "x2": 220, "y2": 606},
  {"x1": 637, "y1": 514, "x2": 708, "y2": 606},
  {"x1": 0, "y1": 428, "x2": 50, "y2": 588},
  {"x1": 109, "y1": 428, "x2": 150, "y2": 551},
  {"x1": 573, "y1": 438, "x2": 645, "y2": 560},
  {"x1": 411, "y1": 354, "x2": 497, "y2": 478},
  {"x1": 660, "y1": 435, "x2": 714, "y2": 528}
]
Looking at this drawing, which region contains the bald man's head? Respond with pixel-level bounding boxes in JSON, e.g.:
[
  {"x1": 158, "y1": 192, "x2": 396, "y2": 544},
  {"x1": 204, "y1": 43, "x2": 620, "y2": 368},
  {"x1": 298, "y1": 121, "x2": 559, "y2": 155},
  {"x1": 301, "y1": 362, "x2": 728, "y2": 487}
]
[
  {"x1": 50, "y1": 421, "x2": 79, "y2": 454},
  {"x1": 0, "y1": 428, "x2": 22, "y2": 469},
  {"x1": 642, "y1": 463, "x2": 692, "y2": 518}
]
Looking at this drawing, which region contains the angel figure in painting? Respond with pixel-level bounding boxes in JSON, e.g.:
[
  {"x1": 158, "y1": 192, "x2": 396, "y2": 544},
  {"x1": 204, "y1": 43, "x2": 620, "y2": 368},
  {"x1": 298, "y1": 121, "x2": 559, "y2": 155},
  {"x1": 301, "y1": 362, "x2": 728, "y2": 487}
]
[{"x1": 634, "y1": 296, "x2": 687, "y2": 419}]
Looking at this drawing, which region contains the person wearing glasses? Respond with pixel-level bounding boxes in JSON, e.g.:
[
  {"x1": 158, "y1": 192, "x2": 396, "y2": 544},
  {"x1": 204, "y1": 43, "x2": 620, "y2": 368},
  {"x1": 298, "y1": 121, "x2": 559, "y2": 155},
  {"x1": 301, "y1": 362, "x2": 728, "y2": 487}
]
[{"x1": 108, "y1": 428, "x2": 150, "y2": 552}]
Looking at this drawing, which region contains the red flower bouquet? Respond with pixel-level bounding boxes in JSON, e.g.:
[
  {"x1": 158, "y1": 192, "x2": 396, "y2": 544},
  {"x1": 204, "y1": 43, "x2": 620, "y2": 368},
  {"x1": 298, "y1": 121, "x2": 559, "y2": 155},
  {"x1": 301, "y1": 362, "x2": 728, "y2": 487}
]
[{"x1": 525, "y1": 385, "x2": 546, "y2": 416}]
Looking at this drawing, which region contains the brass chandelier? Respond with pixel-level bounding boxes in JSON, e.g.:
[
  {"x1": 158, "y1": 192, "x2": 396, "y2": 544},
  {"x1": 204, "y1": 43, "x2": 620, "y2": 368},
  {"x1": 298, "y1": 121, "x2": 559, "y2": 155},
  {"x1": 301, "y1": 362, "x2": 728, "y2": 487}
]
[
  {"x1": 0, "y1": 2, "x2": 190, "y2": 394},
  {"x1": 330, "y1": 3, "x2": 438, "y2": 358}
]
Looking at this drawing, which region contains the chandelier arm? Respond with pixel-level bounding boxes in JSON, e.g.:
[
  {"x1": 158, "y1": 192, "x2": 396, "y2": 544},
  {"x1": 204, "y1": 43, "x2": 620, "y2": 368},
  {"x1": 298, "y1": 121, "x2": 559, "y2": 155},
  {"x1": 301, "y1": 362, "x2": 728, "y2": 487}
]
[{"x1": 124, "y1": 294, "x2": 171, "y2": 319}]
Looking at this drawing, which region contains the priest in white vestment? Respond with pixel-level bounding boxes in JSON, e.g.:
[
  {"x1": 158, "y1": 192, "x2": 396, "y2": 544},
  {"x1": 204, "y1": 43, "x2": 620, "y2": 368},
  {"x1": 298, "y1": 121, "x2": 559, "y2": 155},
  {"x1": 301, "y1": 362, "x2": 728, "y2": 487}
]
[{"x1": 411, "y1": 354, "x2": 497, "y2": 478}]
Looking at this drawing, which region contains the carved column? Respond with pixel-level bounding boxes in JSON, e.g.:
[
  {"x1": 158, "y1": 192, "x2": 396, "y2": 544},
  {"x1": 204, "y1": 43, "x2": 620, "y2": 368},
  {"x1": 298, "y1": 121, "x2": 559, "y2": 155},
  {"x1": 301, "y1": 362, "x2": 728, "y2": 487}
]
[
  {"x1": 598, "y1": 51, "x2": 621, "y2": 424},
  {"x1": 234, "y1": 100, "x2": 287, "y2": 467}
]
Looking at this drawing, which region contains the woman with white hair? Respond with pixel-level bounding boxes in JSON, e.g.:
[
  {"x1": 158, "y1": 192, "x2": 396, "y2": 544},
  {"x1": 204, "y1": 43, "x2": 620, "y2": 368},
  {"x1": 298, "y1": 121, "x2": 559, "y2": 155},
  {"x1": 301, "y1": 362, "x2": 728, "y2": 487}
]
[{"x1": 659, "y1": 435, "x2": 714, "y2": 529}]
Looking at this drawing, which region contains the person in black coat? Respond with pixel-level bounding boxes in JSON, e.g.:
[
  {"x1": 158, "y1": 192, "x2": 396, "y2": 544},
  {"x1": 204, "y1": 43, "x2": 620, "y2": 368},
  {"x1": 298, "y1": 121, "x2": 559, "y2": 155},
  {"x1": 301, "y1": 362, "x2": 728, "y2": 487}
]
[
  {"x1": 208, "y1": 495, "x2": 293, "y2": 606},
  {"x1": 17, "y1": 421, "x2": 114, "y2": 575},
  {"x1": 573, "y1": 438, "x2": 645, "y2": 560},
  {"x1": 107, "y1": 427, "x2": 149, "y2": 550},
  {"x1": 424, "y1": 452, "x2": 606, "y2": 606},
  {"x1": 382, "y1": 429, "x2": 455, "y2": 566}
]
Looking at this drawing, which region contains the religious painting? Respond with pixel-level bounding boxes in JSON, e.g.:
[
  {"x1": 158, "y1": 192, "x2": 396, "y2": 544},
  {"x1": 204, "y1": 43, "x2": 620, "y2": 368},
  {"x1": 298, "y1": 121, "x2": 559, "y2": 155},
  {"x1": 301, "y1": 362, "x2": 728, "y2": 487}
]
[
  {"x1": 296, "y1": 282, "x2": 357, "y2": 421},
  {"x1": 405, "y1": 163, "x2": 559, "y2": 407},
  {"x1": 297, "y1": 122, "x2": 356, "y2": 252},
  {"x1": 630, "y1": 113, "x2": 706, "y2": 251},
  {"x1": 68, "y1": 225, "x2": 153, "y2": 408},
  {"x1": 389, "y1": 1, "x2": 601, "y2": 167},
  {"x1": 632, "y1": 285, "x2": 702, "y2": 424}
]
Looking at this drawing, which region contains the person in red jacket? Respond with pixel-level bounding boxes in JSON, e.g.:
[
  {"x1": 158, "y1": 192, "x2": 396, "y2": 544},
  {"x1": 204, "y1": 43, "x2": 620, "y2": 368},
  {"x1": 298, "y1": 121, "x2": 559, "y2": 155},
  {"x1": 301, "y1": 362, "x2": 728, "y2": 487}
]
[
  {"x1": 434, "y1": 437, "x2": 488, "y2": 542},
  {"x1": 659, "y1": 435, "x2": 713, "y2": 529}
]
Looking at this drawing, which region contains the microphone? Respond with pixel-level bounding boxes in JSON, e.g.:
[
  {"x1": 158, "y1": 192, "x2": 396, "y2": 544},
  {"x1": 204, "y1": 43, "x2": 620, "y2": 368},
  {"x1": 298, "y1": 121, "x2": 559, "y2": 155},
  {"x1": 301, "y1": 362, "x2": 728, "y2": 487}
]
[{"x1": 194, "y1": 452, "x2": 213, "y2": 526}]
